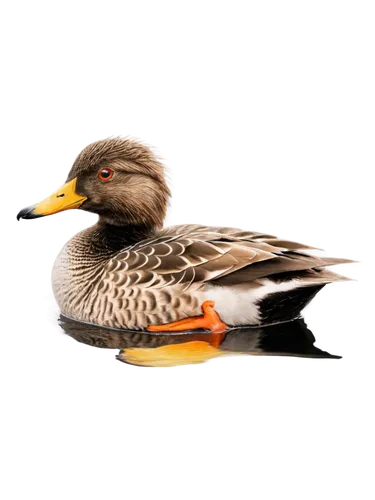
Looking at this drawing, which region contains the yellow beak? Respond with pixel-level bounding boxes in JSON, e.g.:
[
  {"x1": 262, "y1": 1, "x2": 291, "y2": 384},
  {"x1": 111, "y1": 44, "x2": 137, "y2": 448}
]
[
  {"x1": 33, "y1": 177, "x2": 87, "y2": 217},
  {"x1": 17, "y1": 178, "x2": 87, "y2": 220}
]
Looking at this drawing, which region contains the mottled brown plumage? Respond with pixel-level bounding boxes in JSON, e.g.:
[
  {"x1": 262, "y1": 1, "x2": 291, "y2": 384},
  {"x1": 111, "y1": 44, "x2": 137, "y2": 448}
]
[
  {"x1": 18, "y1": 137, "x2": 353, "y2": 330},
  {"x1": 50, "y1": 222, "x2": 350, "y2": 329}
]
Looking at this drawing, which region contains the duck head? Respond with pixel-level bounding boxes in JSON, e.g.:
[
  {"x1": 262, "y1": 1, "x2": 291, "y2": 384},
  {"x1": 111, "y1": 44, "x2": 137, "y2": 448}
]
[{"x1": 17, "y1": 137, "x2": 171, "y2": 228}]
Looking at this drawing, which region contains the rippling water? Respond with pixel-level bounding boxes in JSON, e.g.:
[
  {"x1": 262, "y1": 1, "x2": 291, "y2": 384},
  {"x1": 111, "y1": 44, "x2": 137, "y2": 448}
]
[{"x1": 58, "y1": 316, "x2": 341, "y2": 367}]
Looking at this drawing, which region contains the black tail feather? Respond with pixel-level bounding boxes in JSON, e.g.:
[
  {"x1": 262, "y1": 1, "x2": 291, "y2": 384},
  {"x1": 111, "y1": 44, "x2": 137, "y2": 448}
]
[{"x1": 258, "y1": 285, "x2": 325, "y2": 325}]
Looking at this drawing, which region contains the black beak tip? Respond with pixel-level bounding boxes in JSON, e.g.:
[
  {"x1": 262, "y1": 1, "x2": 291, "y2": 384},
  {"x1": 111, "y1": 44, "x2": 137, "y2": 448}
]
[{"x1": 17, "y1": 205, "x2": 42, "y2": 221}]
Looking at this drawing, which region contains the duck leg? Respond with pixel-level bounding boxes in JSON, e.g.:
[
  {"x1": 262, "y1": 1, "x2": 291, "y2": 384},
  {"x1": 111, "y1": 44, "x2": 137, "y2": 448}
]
[{"x1": 147, "y1": 300, "x2": 228, "y2": 334}]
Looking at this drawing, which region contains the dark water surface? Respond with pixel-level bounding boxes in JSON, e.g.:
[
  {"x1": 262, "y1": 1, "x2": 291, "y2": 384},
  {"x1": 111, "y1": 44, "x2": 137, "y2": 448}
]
[{"x1": 58, "y1": 316, "x2": 341, "y2": 367}]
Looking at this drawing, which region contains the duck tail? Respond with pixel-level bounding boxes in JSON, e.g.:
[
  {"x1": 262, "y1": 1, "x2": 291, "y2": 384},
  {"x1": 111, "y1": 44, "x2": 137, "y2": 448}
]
[
  {"x1": 257, "y1": 268, "x2": 352, "y2": 325},
  {"x1": 257, "y1": 284, "x2": 324, "y2": 325}
]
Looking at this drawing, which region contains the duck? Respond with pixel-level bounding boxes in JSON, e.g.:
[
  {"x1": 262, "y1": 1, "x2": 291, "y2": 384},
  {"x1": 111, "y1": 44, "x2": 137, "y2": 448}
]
[{"x1": 17, "y1": 137, "x2": 352, "y2": 333}]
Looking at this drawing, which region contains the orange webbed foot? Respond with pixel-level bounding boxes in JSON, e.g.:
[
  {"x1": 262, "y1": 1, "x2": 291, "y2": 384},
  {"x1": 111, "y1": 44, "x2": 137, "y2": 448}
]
[{"x1": 147, "y1": 300, "x2": 228, "y2": 334}]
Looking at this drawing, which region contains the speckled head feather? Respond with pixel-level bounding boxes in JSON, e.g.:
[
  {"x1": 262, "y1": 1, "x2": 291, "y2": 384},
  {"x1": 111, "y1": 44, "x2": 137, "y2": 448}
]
[
  {"x1": 68, "y1": 137, "x2": 167, "y2": 183},
  {"x1": 67, "y1": 137, "x2": 171, "y2": 228}
]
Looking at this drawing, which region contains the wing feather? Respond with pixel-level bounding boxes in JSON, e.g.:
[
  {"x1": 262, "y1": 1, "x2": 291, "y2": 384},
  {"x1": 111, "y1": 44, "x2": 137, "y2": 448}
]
[{"x1": 104, "y1": 224, "x2": 352, "y2": 292}]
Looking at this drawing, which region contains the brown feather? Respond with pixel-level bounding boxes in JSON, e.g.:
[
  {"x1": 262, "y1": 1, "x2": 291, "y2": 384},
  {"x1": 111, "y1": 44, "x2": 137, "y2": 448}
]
[{"x1": 105, "y1": 225, "x2": 353, "y2": 292}]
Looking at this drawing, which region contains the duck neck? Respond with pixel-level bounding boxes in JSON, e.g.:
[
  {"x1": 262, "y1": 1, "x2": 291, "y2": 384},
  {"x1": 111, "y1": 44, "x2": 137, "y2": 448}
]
[{"x1": 76, "y1": 220, "x2": 157, "y2": 259}]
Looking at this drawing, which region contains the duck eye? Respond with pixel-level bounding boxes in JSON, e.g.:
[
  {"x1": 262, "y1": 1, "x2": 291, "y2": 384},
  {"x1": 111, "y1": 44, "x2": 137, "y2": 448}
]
[{"x1": 98, "y1": 168, "x2": 114, "y2": 181}]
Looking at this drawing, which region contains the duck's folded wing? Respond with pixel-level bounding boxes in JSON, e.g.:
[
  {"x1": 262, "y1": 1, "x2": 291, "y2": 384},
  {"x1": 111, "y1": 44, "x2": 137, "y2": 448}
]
[
  {"x1": 212, "y1": 254, "x2": 353, "y2": 285},
  {"x1": 105, "y1": 236, "x2": 275, "y2": 291},
  {"x1": 103, "y1": 225, "x2": 352, "y2": 291}
]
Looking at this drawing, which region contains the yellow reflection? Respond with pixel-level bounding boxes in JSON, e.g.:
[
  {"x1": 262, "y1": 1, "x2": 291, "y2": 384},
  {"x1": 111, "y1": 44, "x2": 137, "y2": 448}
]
[{"x1": 119, "y1": 341, "x2": 231, "y2": 367}]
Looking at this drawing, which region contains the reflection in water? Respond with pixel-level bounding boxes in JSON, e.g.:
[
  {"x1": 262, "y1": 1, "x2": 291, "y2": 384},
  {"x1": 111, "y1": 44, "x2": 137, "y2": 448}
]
[{"x1": 58, "y1": 315, "x2": 341, "y2": 367}]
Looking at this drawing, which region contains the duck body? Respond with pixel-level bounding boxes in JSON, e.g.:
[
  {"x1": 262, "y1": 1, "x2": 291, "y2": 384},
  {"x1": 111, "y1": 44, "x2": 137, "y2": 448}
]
[
  {"x1": 52, "y1": 221, "x2": 350, "y2": 331},
  {"x1": 18, "y1": 137, "x2": 352, "y2": 332}
]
